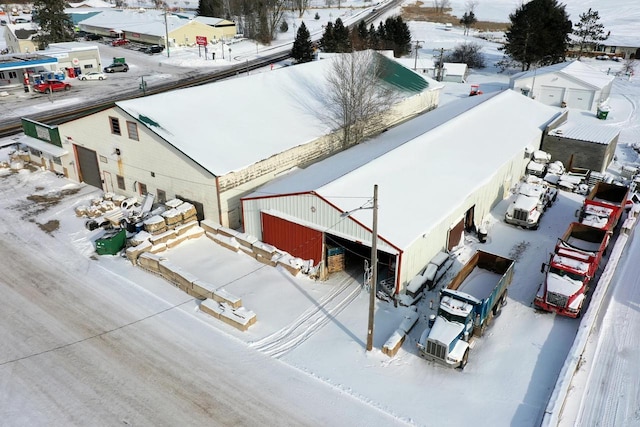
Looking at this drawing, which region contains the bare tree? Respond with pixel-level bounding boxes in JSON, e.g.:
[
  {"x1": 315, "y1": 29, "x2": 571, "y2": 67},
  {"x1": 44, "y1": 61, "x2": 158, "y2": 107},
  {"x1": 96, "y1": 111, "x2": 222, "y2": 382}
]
[
  {"x1": 320, "y1": 51, "x2": 400, "y2": 148},
  {"x1": 433, "y1": 0, "x2": 451, "y2": 14},
  {"x1": 291, "y1": 0, "x2": 309, "y2": 18},
  {"x1": 266, "y1": 0, "x2": 287, "y2": 40}
]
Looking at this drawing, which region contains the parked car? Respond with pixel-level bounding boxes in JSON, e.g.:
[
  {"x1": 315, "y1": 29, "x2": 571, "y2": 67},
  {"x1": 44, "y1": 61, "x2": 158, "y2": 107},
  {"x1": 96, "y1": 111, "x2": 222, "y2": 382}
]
[
  {"x1": 79, "y1": 71, "x2": 107, "y2": 81},
  {"x1": 0, "y1": 19, "x2": 7, "y2": 26},
  {"x1": 86, "y1": 33, "x2": 102, "y2": 41},
  {"x1": 13, "y1": 17, "x2": 30, "y2": 23},
  {"x1": 103, "y1": 63, "x2": 129, "y2": 73},
  {"x1": 33, "y1": 80, "x2": 71, "y2": 94},
  {"x1": 111, "y1": 38, "x2": 129, "y2": 46},
  {"x1": 140, "y1": 44, "x2": 164, "y2": 54}
]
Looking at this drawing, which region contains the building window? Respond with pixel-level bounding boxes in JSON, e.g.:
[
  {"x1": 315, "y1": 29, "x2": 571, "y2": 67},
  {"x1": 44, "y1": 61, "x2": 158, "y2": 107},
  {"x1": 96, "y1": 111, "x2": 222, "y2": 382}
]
[
  {"x1": 157, "y1": 189, "x2": 166, "y2": 203},
  {"x1": 139, "y1": 182, "x2": 147, "y2": 195},
  {"x1": 116, "y1": 175, "x2": 125, "y2": 190},
  {"x1": 83, "y1": 64, "x2": 93, "y2": 69},
  {"x1": 9, "y1": 71, "x2": 17, "y2": 79},
  {"x1": 0, "y1": 72, "x2": 4, "y2": 79},
  {"x1": 610, "y1": 46, "x2": 616, "y2": 53},
  {"x1": 109, "y1": 117, "x2": 121, "y2": 135},
  {"x1": 53, "y1": 157, "x2": 62, "y2": 165},
  {"x1": 126, "y1": 121, "x2": 139, "y2": 141}
]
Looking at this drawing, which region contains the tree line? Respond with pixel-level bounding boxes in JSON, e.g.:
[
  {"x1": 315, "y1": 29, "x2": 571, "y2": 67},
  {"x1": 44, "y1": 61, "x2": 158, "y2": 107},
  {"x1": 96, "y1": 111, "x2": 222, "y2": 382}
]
[{"x1": 292, "y1": 16, "x2": 412, "y2": 63}]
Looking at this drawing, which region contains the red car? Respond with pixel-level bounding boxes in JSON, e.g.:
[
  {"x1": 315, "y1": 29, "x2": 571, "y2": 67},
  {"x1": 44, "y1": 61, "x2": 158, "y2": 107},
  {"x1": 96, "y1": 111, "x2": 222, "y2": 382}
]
[
  {"x1": 111, "y1": 38, "x2": 129, "y2": 46},
  {"x1": 33, "y1": 80, "x2": 72, "y2": 94}
]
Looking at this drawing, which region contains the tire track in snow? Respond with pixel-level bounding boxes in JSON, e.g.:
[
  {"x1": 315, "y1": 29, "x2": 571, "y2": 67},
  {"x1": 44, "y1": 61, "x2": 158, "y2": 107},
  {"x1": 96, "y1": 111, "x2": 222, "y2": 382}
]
[{"x1": 249, "y1": 274, "x2": 361, "y2": 359}]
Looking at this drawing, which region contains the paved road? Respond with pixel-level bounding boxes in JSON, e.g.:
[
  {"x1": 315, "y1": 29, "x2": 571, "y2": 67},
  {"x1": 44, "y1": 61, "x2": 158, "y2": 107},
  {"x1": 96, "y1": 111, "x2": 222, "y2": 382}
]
[{"x1": 0, "y1": 171, "x2": 403, "y2": 426}]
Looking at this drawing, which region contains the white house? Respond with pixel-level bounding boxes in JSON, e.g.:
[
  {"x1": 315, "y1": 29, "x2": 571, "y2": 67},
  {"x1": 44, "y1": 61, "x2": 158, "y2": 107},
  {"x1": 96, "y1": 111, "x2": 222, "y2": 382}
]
[
  {"x1": 241, "y1": 90, "x2": 562, "y2": 296},
  {"x1": 509, "y1": 60, "x2": 614, "y2": 111},
  {"x1": 394, "y1": 57, "x2": 468, "y2": 82}
]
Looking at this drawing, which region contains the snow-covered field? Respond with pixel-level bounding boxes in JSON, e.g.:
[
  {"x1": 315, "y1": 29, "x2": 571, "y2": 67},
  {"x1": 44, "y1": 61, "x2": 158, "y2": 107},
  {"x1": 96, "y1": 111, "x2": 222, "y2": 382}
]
[{"x1": 1, "y1": 1, "x2": 640, "y2": 425}]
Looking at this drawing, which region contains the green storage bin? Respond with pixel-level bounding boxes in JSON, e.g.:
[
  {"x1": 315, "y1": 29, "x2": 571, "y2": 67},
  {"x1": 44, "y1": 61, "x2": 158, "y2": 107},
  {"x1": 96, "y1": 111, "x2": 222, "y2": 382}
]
[
  {"x1": 95, "y1": 228, "x2": 126, "y2": 255},
  {"x1": 596, "y1": 108, "x2": 609, "y2": 120}
]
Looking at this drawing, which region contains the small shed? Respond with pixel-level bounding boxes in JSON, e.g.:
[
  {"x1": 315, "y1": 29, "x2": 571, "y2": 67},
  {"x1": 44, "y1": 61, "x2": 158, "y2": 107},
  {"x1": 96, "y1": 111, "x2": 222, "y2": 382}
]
[
  {"x1": 542, "y1": 114, "x2": 620, "y2": 173},
  {"x1": 510, "y1": 60, "x2": 614, "y2": 111}
]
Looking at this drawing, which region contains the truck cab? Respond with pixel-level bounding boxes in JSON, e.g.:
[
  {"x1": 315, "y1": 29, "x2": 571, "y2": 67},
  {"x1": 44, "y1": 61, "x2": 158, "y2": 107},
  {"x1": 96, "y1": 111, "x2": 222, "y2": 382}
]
[
  {"x1": 418, "y1": 291, "x2": 476, "y2": 368},
  {"x1": 505, "y1": 178, "x2": 557, "y2": 229}
]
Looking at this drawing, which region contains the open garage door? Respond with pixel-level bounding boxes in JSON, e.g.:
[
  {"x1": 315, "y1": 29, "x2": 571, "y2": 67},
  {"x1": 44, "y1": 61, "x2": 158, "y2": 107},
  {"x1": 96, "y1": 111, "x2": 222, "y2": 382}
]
[
  {"x1": 566, "y1": 88, "x2": 595, "y2": 110},
  {"x1": 538, "y1": 86, "x2": 565, "y2": 107}
]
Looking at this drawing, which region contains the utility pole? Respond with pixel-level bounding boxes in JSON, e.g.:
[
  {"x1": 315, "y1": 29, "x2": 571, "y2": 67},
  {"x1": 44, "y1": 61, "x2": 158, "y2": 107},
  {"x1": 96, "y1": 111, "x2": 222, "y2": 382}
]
[
  {"x1": 413, "y1": 40, "x2": 424, "y2": 71},
  {"x1": 435, "y1": 48, "x2": 447, "y2": 82},
  {"x1": 164, "y1": 8, "x2": 170, "y2": 58},
  {"x1": 366, "y1": 184, "x2": 378, "y2": 352}
]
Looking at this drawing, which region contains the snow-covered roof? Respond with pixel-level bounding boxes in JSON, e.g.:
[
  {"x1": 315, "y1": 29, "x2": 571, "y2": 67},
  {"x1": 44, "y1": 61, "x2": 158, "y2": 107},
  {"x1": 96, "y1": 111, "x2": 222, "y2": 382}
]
[
  {"x1": 77, "y1": 9, "x2": 194, "y2": 36},
  {"x1": 512, "y1": 60, "x2": 614, "y2": 90},
  {"x1": 394, "y1": 58, "x2": 467, "y2": 76},
  {"x1": 602, "y1": 34, "x2": 640, "y2": 48},
  {"x1": 547, "y1": 121, "x2": 619, "y2": 144},
  {"x1": 116, "y1": 53, "x2": 434, "y2": 176},
  {"x1": 246, "y1": 90, "x2": 561, "y2": 249},
  {"x1": 68, "y1": 0, "x2": 115, "y2": 7},
  {"x1": 193, "y1": 16, "x2": 227, "y2": 26}
]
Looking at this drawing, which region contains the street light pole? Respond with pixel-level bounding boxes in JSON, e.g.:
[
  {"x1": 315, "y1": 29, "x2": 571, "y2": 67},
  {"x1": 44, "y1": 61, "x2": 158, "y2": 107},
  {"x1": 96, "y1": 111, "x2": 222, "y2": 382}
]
[{"x1": 366, "y1": 184, "x2": 378, "y2": 351}]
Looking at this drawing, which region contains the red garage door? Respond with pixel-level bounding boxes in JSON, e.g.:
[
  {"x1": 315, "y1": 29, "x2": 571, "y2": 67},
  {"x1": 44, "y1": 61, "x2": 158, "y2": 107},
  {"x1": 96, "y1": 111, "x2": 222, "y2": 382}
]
[{"x1": 261, "y1": 212, "x2": 322, "y2": 263}]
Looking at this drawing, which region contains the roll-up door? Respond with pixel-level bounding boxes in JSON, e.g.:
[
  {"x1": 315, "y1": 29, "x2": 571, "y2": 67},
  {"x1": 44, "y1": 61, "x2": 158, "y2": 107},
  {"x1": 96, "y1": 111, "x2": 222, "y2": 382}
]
[{"x1": 261, "y1": 212, "x2": 322, "y2": 263}]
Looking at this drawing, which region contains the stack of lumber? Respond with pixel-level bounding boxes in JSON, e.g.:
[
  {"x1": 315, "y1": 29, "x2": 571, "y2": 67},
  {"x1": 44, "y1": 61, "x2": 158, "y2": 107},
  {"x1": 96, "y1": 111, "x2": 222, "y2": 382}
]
[
  {"x1": 199, "y1": 299, "x2": 256, "y2": 331},
  {"x1": 382, "y1": 309, "x2": 419, "y2": 357},
  {"x1": 144, "y1": 215, "x2": 167, "y2": 235}
]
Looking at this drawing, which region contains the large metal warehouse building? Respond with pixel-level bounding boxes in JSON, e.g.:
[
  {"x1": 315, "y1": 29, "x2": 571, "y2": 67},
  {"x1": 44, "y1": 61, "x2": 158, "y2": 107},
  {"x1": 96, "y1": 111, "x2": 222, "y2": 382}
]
[{"x1": 241, "y1": 90, "x2": 562, "y2": 296}]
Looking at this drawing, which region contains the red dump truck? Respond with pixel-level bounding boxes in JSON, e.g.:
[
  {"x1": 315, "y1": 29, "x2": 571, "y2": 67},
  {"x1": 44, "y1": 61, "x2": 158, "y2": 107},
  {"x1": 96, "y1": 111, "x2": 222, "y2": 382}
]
[
  {"x1": 534, "y1": 222, "x2": 610, "y2": 318},
  {"x1": 577, "y1": 182, "x2": 629, "y2": 231}
]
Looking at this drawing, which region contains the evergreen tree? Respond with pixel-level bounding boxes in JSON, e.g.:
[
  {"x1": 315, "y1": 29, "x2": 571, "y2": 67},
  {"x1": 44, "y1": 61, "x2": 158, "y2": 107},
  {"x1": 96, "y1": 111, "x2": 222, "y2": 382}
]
[
  {"x1": 333, "y1": 18, "x2": 351, "y2": 53},
  {"x1": 459, "y1": 11, "x2": 477, "y2": 36},
  {"x1": 384, "y1": 16, "x2": 411, "y2": 57},
  {"x1": 291, "y1": 22, "x2": 314, "y2": 63},
  {"x1": 196, "y1": 0, "x2": 223, "y2": 17},
  {"x1": 32, "y1": 0, "x2": 74, "y2": 49},
  {"x1": 502, "y1": 0, "x2": 572, "y2": 71},
  {"x1": 320, "y1": 21, "x2": 337, "y2": 52},
  {"x1": 573, "y1": 8, "x2": 609, "y2": 59},
  {"x1": 351, "y1": 20, "x2": 368, "y2": 51},
  {"x1": 376, "y1": 21, "x2": 387, "y2": 50},
  {"x1": 367, "y1": 23, "x2": 379, "y2": 50}
]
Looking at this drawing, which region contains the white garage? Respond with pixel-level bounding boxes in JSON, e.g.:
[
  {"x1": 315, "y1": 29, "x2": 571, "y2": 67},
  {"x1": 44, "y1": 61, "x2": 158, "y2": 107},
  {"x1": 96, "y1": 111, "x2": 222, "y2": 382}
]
[{"x1": 510, "y1": 60, "x2": 614, "y2": 111}]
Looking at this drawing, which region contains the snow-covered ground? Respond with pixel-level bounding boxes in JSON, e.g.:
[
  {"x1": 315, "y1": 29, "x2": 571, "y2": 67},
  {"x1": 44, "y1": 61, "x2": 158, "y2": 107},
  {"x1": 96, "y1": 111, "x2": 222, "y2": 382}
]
[{"x1": 1, "y1": 1, "x2": 640, "y2": 425}]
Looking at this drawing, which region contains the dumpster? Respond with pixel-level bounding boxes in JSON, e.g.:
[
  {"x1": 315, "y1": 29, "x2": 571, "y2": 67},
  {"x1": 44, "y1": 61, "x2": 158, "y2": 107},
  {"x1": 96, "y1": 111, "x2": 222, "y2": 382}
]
[
  {"x1": 95, "y1": 228, "x2": 126, "y2": 255},
  {"x1": 596, "y1": 108, "x2": 609, "y2": 120}
]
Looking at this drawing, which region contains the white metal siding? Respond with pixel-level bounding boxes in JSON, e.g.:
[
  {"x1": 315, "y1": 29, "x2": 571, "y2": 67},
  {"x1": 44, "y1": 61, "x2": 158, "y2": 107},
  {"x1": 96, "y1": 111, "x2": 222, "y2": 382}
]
[
  {"x1": 566, "y1": 88, "x2": 595, "y2": 110},
  {"x1": 538, "y1": 86, "x2": 566, "y2": 107}
]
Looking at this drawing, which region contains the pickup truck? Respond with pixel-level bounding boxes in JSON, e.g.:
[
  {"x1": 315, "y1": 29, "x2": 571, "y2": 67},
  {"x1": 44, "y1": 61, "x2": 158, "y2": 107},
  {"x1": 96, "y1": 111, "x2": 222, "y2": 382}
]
[
  {"x1": 417, "y1": 250, "x2": 514, "y2": 369},
  {"x1": 534, "y1": 222, "x2": 609, "y2": 318},
  {"x1": 505, "y1": 176, "x2": 557, "y2": 229}
]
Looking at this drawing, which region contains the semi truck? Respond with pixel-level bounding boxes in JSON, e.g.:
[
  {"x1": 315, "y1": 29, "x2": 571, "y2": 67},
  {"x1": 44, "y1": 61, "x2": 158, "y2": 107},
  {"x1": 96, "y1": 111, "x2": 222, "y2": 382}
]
[
  {"x1": 505, "y1": 176, "x2": 557, "y2": 229},
  {"x1": 534, "y1": 222, "x2": 610, "y2": 318},
  {"x1": 577, "y1": 182, "x2": 629, "y2": 231},
  {"x1": 417, "y1": 250, "x2": 514, "y2": 369}
]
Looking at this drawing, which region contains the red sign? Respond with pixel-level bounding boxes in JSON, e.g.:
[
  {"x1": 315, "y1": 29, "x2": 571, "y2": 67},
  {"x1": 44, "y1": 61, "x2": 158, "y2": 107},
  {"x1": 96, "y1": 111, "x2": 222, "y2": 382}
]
[{"x1": 196, "y1": 36, "x2": 207, "y2": 46}]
